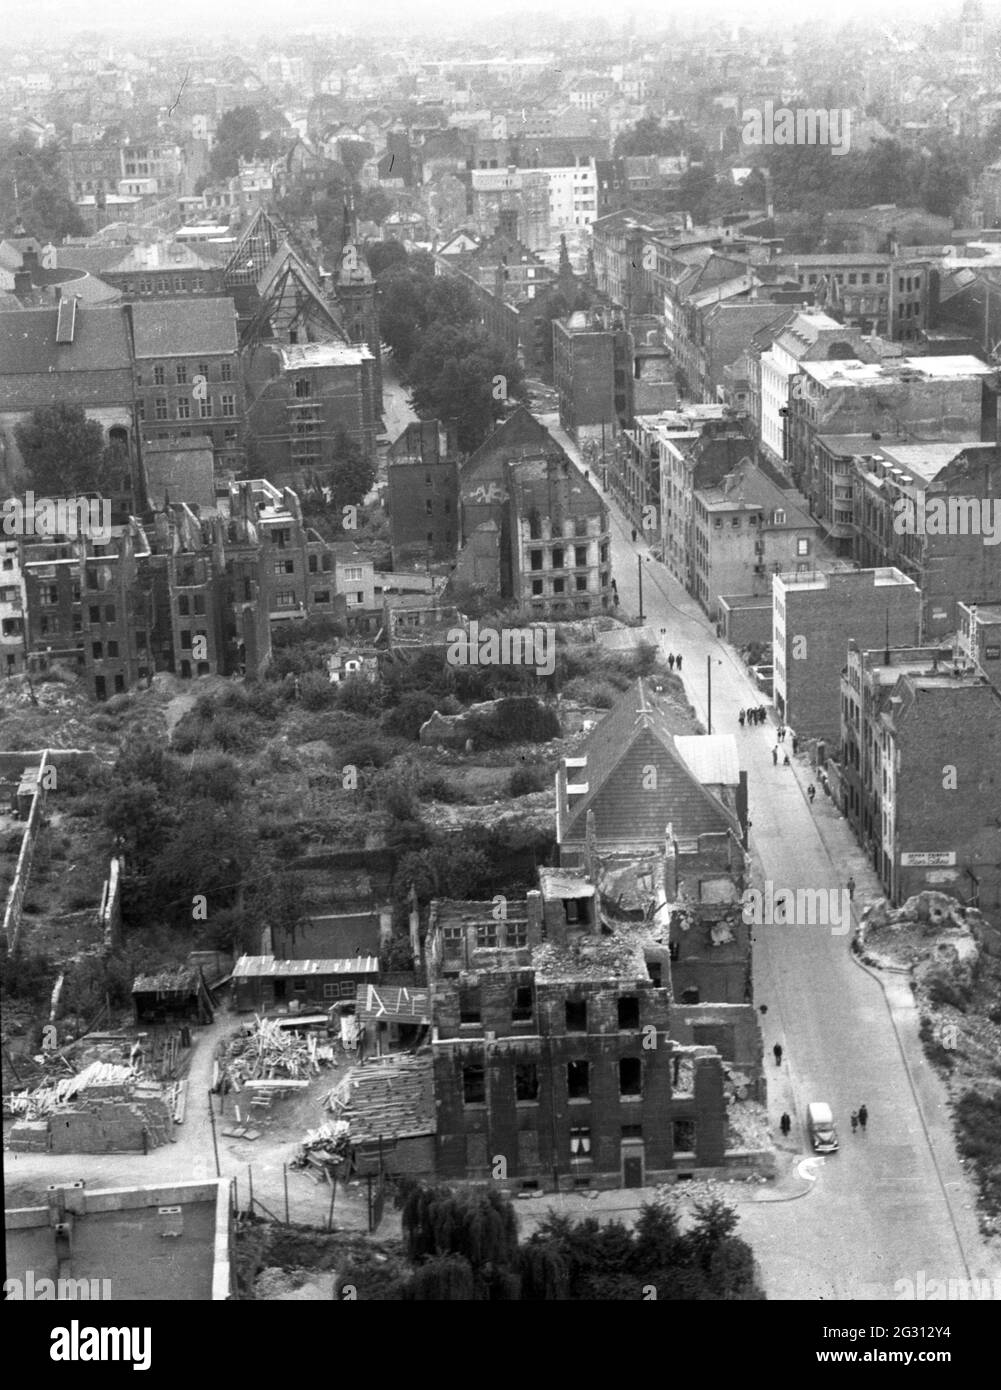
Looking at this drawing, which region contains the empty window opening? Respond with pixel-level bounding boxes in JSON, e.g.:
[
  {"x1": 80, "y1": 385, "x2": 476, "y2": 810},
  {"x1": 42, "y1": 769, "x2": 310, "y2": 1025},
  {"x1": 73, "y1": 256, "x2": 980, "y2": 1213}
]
[
  {"x1": 462, "y1": 1064, "x2": 485, "y2": 1105},
  {"x1": 619, "y1": 1057, "x2": 642, "y2": 1096},
  {"x1": 512, "y1": 985, "x2": 533, "y2": 1022},
  {"x1": 618, "y1": 996, "x2": 640, "y2": 1030},
  {"x1": 459, "y1": 987, "x2": 481, "y2": 1025},
  {"x1": 567, "y1": 1060, "x2": 590, "y2": 1099},
  {"x1": 515, "y1": 1063, "x2": 539, "y2": 1102},
  {"x1": 673, "y1": 1119, "x2": 696, "y2": 1153},
  {"x1": 565, "y1": 1000, "x2": 587, "y2": 1033}
]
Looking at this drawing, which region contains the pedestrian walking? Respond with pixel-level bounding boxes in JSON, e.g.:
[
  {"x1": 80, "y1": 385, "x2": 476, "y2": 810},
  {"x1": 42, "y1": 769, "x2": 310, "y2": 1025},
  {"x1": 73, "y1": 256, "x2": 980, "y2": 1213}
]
[
  {"x1": 675, "y1": 654, "x2": 682, "y2": 671},
  {"x1": 739, "y1": 709, "x2": 746, "y2": 727},
  {"x1": 807, "y1": 783, "x2": 816, "y2": 804},
  {"x1": 847, "y1": 875, "x2": 856, "y2": 900},
  {"x1": 772, "y1": 746, "x2": 778, "y2": 765},
  {"x1": 850, "y1": 1111, "x2": 859, "y2": 1135},
  {"x1": 631, "y1": 527, "x2": 638, "y2": 542},
  {"x1": 773, "y1": 1042, "x2": 783, "y2": 1066},
  {"x1": 792, "y1": 734, "x2": 799, "y2": 755},
  {"x1": 858, "y1": 1104, "x2": 868, "y2": 1132},
  {"x1": 783, "y1": 751, "x2": 790, "y2": 766},
  {"x1": 668, "y1": 653, "x2": 675, "y2": 670},
  {"x1": 660, "y1": 627, "x2": 667, "y2": 639},
  {"x1": 780, "y1": 1112, "x2": 791, "y2": 1137},
  {"x1": 613, "y1": 593, "x2": 620, "y2": 608},
  {"x1": 777, "y1": 724, "x2": 785, "y2": 742}
]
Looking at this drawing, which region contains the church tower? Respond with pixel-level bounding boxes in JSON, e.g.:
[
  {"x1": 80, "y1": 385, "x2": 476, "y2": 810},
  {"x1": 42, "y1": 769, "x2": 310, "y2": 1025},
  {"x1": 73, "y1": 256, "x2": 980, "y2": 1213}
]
[{"x1": 334, "y1": 198, "x2": 383, "y2": 413}]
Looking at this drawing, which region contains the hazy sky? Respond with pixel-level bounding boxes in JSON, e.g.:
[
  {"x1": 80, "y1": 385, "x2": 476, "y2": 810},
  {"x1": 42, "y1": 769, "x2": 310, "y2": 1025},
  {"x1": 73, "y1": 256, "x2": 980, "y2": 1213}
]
[{"x1": 2, "y1": 0, "x2": 983, "y2": 43}]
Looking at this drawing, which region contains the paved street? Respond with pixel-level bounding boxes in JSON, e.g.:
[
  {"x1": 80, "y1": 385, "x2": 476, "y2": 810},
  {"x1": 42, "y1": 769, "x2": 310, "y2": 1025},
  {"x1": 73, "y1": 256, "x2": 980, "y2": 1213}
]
[{"x1": 542, "y1": 414, "x2": 998, "y2": 1298}]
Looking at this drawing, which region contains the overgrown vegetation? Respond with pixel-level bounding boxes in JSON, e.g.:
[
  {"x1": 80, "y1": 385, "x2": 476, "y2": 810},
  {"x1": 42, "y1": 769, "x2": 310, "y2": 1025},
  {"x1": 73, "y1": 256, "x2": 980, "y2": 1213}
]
[{"x1": 334, "y1": 1183, "x2": 764, "y2": 1300}]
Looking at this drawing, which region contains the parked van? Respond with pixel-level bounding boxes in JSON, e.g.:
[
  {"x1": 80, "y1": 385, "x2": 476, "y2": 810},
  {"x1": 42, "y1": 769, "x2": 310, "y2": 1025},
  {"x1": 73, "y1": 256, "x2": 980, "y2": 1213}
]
[{"x1": 807, "y1": 1102, "x2": 839, "y2": 1153}]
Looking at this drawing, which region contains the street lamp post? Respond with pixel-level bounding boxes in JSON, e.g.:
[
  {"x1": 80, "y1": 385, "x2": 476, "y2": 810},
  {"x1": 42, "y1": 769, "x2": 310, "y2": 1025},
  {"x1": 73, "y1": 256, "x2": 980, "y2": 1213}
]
[
  {"x1": 637, "y1": 554, "x2": 644, "y2": 623},
  {"x1": 706, "y1": 656, "x2": 721, "y2": 734}
]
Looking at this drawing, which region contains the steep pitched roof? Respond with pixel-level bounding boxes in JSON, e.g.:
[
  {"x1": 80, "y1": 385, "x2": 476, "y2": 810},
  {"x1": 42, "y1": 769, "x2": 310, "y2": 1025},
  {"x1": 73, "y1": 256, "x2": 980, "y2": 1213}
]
[
  {"x1": 0, "y1": 304, "x2": 133, "y2": 409},
  {"x1": 463, "y1": 406, "x2": 562, "y2": 473},
  {"x1": 558, "y1": 680, "x2": 741, "y2": 846}
]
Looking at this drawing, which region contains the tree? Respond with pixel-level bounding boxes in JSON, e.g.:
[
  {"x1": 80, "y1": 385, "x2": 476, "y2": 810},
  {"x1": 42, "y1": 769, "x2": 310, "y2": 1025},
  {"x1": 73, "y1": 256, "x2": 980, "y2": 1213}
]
[
  {"x1": 614, "y1": 116, "x2": 683, "y2": 158},
  {"x1": 103, "y1": 781, "x2": 174, "y2": 872},
  {"x1": 146, "y1": 799, "x2": 253, "y2": 926},
  {"x1": 377, "y1": 264, "x2": 435, "y2": 366},
  {"x1": 399, "y1": 1185, "x2": 521, "y2": 1299},
  {"x1": 210, "y1": 106, "x2": 274, "y2": 180},
  {"x1": 391, "y1": 843, "x2": 491, "y2": 906},
  {"x1": 365, "y1": 239, "x2": 408, "y2": 278},
  {"x1": 14, "y1": 404, "x2": 113, "y2": 495},
  {"x1": 407, "y1": 323, "x2": 524, "y2": 453},
  {"x1": 356, "y1": 186, "x2": 391, "y2": 226},
  {"x1": 328, "y1": 428, "x2": 375, "y2": 516},
  {"x1": 0, "y1": 140, "x2": 85, "y2": 241}
]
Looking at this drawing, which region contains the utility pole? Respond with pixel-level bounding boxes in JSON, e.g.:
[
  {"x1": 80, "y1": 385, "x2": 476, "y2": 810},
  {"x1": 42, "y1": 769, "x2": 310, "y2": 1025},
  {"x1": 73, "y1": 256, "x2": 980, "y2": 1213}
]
[
  {"x1": 637, "y1": 554, "x2": 644, "y2": 622},
  {"x1": 707, "y1": 653, "x2": 713, "y2": 734}
]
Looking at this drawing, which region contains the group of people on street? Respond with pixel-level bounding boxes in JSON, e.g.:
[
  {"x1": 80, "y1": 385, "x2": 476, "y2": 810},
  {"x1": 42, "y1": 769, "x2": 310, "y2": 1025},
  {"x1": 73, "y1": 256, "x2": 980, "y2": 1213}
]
[
  {"x1": 779, "y1": 1105, "x2": 870, "y2": 1139},
  {"x1": 739, "y1": 707, "x2": 769, "y2": 727},
  {"x1": 772, "y1": 745, "x2": 791, "y2": 766}
]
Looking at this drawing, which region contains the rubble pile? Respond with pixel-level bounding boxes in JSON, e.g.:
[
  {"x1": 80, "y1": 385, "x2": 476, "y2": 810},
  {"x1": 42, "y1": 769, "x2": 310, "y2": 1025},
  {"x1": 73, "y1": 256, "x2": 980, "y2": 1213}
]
[
  {"x1": 290, "y1": 1121, "x2": 351, "y2": 1182},
  {"x1": 224, "y1": 1016, "x2": 329, "y2": 1088},
  {"x1": 859, "y1": 892, "x2": 983, "y2": 981},
  {"x1": 725, "y1": 1096, "x2": 772, "y2": 1151},
  {"x1": 6, "y1": 1059, "x2": 175, "y2": 1153}
]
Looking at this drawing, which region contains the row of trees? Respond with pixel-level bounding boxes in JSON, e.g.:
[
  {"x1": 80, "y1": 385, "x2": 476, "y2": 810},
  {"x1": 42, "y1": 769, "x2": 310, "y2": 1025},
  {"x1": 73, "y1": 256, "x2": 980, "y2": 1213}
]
[
  {"x1": 374, "y1": 246, "x2": 525, "y2": 452},
  {"x1": 613, "y1": 108, "x2": 1001, "y2": 230},
  {"x1": 339, "y1": 1184, "x2": 764, "y2": 1300}
]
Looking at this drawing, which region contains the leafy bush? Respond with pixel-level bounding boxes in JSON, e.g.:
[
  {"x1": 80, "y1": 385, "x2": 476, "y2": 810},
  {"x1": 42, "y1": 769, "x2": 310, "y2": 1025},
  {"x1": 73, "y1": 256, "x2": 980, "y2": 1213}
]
[
  {"x1": 925, "y1": 965, "x2": 970, "y2": 1012},
  {"x1": 298, "y1": 672, "x2": 338, "y2": 710},
  {"x1": 954, "y1": 1091, "x2": 1001, "y2": 1215},
  {"x1": 340, "y1": 736, "x2": 394, "y2": 769},
  {"x1": 382, "y1": 692, "x2": 439, "y2": 740},
  {"x1": 509, "y1": 765, "x2": 550, "y2": 796},
  {"x1": 336, "y1": 676, "x2": 379, "y2": 715},
  {"x1": 0, "y1": 945, "x2": 56, "y2": 1004},
  {"x1": 417, "y1": 772, "x2": 468, "y2": 803},
  {"x1": 560, "y1": 677, "x2": 620, "y2": 708},
  {"x1": 186, "y1": 753, "x2": 242, "y2": 804}
]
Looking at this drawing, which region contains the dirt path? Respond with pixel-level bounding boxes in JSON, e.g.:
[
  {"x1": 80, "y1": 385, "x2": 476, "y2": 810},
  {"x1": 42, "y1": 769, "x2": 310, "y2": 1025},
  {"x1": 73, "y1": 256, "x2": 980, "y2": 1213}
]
[{"x1": 4, "y1": 1006, "x2": 379, "y2": 1234}]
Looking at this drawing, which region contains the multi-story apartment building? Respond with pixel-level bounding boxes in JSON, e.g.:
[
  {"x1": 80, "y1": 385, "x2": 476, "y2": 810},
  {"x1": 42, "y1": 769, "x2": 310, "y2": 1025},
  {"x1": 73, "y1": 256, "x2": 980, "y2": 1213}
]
[
  {"x1": 129, "y1": 298, "x2": 244, "y2": 465},
  {"x1": 21, "y1": 504, "x2": 273, "y2": 697},
  {"x1": 386, "y1": 420, "x2": 460, "y2": 569},
  {"x1": 851, "y1": 441, "x2": 1001, "y2": 636},
  {"x1": 770, "y1": 254, "x2": 895, "y2": 337},
  {"x1": 226, "y1": 479, "x2": 343, "y2": 624},
  {"x1": 0, "y1": 539, "x2": 25, "y2": 676},
  {"x1": 840, "y1": 642, "x2": 1001, "y2": 910},
  {"x1": 553, "y1": 308, "x2": 633, "y2": 442},
  {"x1": 787, "y1": 356, "x2": 998, "y2": 526},
  {"x1": 692, "y1": 462, "x2": 820, "y2": 621},
  {"x1": 645, "y1": 408, "x2": 753, "y2": 593},
  {"x1": 425, "y1": 882, "x2": 730, "y2": 1191},
  {"x1": 757, "y1": 312, "x2": 875, "y2": 467},
  {"x1": 772, "y1": 566, "x2": 922, "y2": 743},
  {"x1": 507, "y1": 455, "x2": 612, "y2": 619}
]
